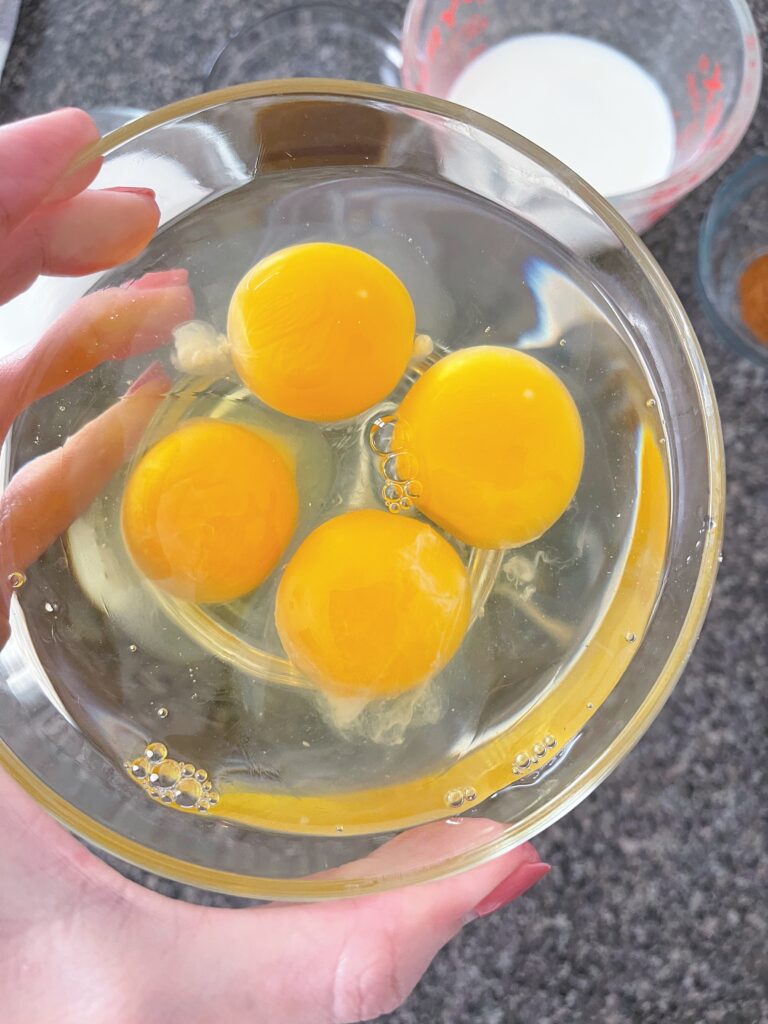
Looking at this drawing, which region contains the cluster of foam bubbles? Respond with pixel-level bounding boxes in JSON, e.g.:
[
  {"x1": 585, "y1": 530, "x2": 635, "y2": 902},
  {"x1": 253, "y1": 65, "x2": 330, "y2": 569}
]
[
  {"x1": 369, "y1": 416, "x2": 422, "y2": 514},
  {"x1": 511, "y1": 734, "x2": 558, "y2": 775},
  {"x1": 125, "y1": 742, "x2": 220, "y2": 812},
  {"x1": 444, "y1": 786, "x2": 478, "y2": 809}
]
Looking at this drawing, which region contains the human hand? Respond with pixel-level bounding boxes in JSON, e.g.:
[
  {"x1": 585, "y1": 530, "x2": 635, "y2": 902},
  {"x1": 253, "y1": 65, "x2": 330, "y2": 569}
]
[{"x1": 0, "y1": 110, "x2": 549, "y2": 1024}]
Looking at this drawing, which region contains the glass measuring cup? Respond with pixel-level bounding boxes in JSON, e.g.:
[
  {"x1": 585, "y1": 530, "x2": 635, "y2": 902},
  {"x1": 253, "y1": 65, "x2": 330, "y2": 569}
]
[{"x1": 402, "y1": 0, "x2": 762, "y2": 233}]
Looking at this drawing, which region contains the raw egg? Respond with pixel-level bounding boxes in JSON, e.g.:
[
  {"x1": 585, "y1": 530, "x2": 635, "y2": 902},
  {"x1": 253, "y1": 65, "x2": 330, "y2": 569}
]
[
  {"x1": 228, "y1": 243, "x2": 415, "y2": 422},
  {"x1": 275, "y1": 509, "x2": 470, "y2": 698},
  {"x1": 122, "y1": 419, "x2": 298, "y2": 604},
  {"x1": 393, "y1": 346, "x2": 584, "y2": 548}
]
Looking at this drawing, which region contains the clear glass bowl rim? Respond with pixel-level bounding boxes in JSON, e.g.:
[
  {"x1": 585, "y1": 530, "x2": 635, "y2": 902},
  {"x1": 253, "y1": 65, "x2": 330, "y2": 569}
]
[{"x1": 0, "y1": 79, "x2": 725, "y2": 899}]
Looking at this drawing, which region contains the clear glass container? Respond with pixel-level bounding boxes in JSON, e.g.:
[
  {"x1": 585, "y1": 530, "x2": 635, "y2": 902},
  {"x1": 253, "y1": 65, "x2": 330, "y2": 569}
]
[
  {"x1": 402, "y1": 0, "x2": 761, "y2": 233},
  {"x1": 0, "y1": 81, "x2": 723, "y2": 899},
  {"x1": 205, "y1": 3, "x2": 402, "y2": 89},
  {"x1": 698, "y1": 154, "x2": 768, "y2": 368}
]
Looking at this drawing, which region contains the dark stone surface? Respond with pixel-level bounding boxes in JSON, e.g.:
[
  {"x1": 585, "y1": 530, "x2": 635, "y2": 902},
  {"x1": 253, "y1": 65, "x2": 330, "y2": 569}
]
[{"x1": 1, "y1": 2, "x2": 766, "y2": 1021}]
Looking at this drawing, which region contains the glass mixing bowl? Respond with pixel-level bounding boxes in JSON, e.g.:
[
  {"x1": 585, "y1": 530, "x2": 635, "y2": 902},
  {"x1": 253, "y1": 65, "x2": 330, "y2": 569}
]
[{"x1": 0, "y1": 81, "x2": 723, "y2": 899}]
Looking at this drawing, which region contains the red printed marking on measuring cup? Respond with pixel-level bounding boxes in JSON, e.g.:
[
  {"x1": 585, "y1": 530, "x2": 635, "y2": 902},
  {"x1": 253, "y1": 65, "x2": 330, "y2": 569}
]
[
  {"x1": 440, "y1": 0, "x2": 461, "y2": 27},
  {"x1": 438, "y1": 0, "x2": 486, "y2": 31},
  {"x1": 703, "y1": 64, "x2": 723, "y2": 101},
  {"x1": 426, "y1": 24, "x2": 442, "y2": 59},
  {"x1": 678, "y1": 52, "x2": 727, "y2": 160}
]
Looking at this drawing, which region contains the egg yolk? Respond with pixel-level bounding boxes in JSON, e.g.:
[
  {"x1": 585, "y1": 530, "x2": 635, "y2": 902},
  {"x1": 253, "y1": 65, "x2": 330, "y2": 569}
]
[
  {"x1": 122, "y1": 420, "x2": 298, "y2": 604},
  {"x1": 275, "y1": 509, "x2": 470, "y2": 698},
  {"x1": 228, "y1": 243, "x2": 416, "y2": 422},
  {"x1": 394, "y1": 346, "x2": 584, "y2": 549}
]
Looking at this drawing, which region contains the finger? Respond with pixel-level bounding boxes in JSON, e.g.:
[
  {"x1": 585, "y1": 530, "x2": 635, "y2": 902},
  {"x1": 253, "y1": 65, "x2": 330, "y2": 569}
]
[
  {"x1": 0, "y1": 188, "x2": 160, "y2": 305},
  {"x1": 147, "y1": 821, "x2": 548, "y2": 1024},
  {"x1": 0, "y1": 271, "x2": 193, "y2": 441},
  {"x1": 0, "y1": 363, "x2": 170, "y2": 635},
  {"x1": 0, "y1": 109, "x2": 101, "y2": 239}
]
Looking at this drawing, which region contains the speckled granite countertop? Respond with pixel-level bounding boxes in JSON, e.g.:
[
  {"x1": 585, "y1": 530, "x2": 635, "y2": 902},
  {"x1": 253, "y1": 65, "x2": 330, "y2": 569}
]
[{"x1": 1, "y1": 1, "x2": 766, "y2": 1021}]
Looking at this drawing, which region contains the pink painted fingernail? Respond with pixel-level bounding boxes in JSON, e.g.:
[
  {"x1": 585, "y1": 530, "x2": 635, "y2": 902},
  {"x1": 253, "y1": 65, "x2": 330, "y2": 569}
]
[
  {"x1": 125, "y1": 361, "x2": 171, "y2": 396},
  {"x1": 129, "y1": 269, "x2": 189, "y2": 291},
  {"x1": 471, "y1": 862, "x2": 551, "y2": 919},
  {"x1": 104, "y1": 186, "x2": 156, "y2": 199}
]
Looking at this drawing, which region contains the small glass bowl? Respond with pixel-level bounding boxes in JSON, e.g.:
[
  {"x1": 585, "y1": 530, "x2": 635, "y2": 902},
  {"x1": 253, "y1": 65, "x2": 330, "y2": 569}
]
[
  {"x1": 205, "y1": 3, "x2": 402, "y2": 89},
  {"x1": 698, "y1": 154, "x2": 768, "y2": 367}
]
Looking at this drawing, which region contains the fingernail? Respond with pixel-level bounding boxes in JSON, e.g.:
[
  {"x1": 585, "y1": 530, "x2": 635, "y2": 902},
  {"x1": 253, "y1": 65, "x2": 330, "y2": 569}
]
[
  {"x1": 125, "y1": 361, "x2": 171, "y2": 396},
  {"x1": 130, "y1": 269, "x2": 189, "y2": 291},
  {"x1": 104, "y1": 186, "x2": 156, "y2": 199},
  {"x1": 470, "y1": 862, "x2": 551, "y2": 920}
]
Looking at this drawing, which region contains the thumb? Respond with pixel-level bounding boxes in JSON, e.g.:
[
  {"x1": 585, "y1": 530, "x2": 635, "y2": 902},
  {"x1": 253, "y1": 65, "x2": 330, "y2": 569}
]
[{"x1": 152, "y1": 820, "x2": 549, "y2": 1024}]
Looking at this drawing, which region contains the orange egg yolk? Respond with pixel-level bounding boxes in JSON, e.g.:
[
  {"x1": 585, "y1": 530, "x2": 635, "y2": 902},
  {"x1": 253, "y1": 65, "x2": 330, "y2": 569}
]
[
  {"x1": 122, "y1": 419, "x2": 298, "y2": 604},
  {"x1": 394, "y1": 346, "x2": 584, "y2": 549},
  {"x1": 228, "y1": 243, "x2": 416, "y2": 422},
  {"x1": 275, "y1": 509, "x2": 470, "y2": 698}
]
